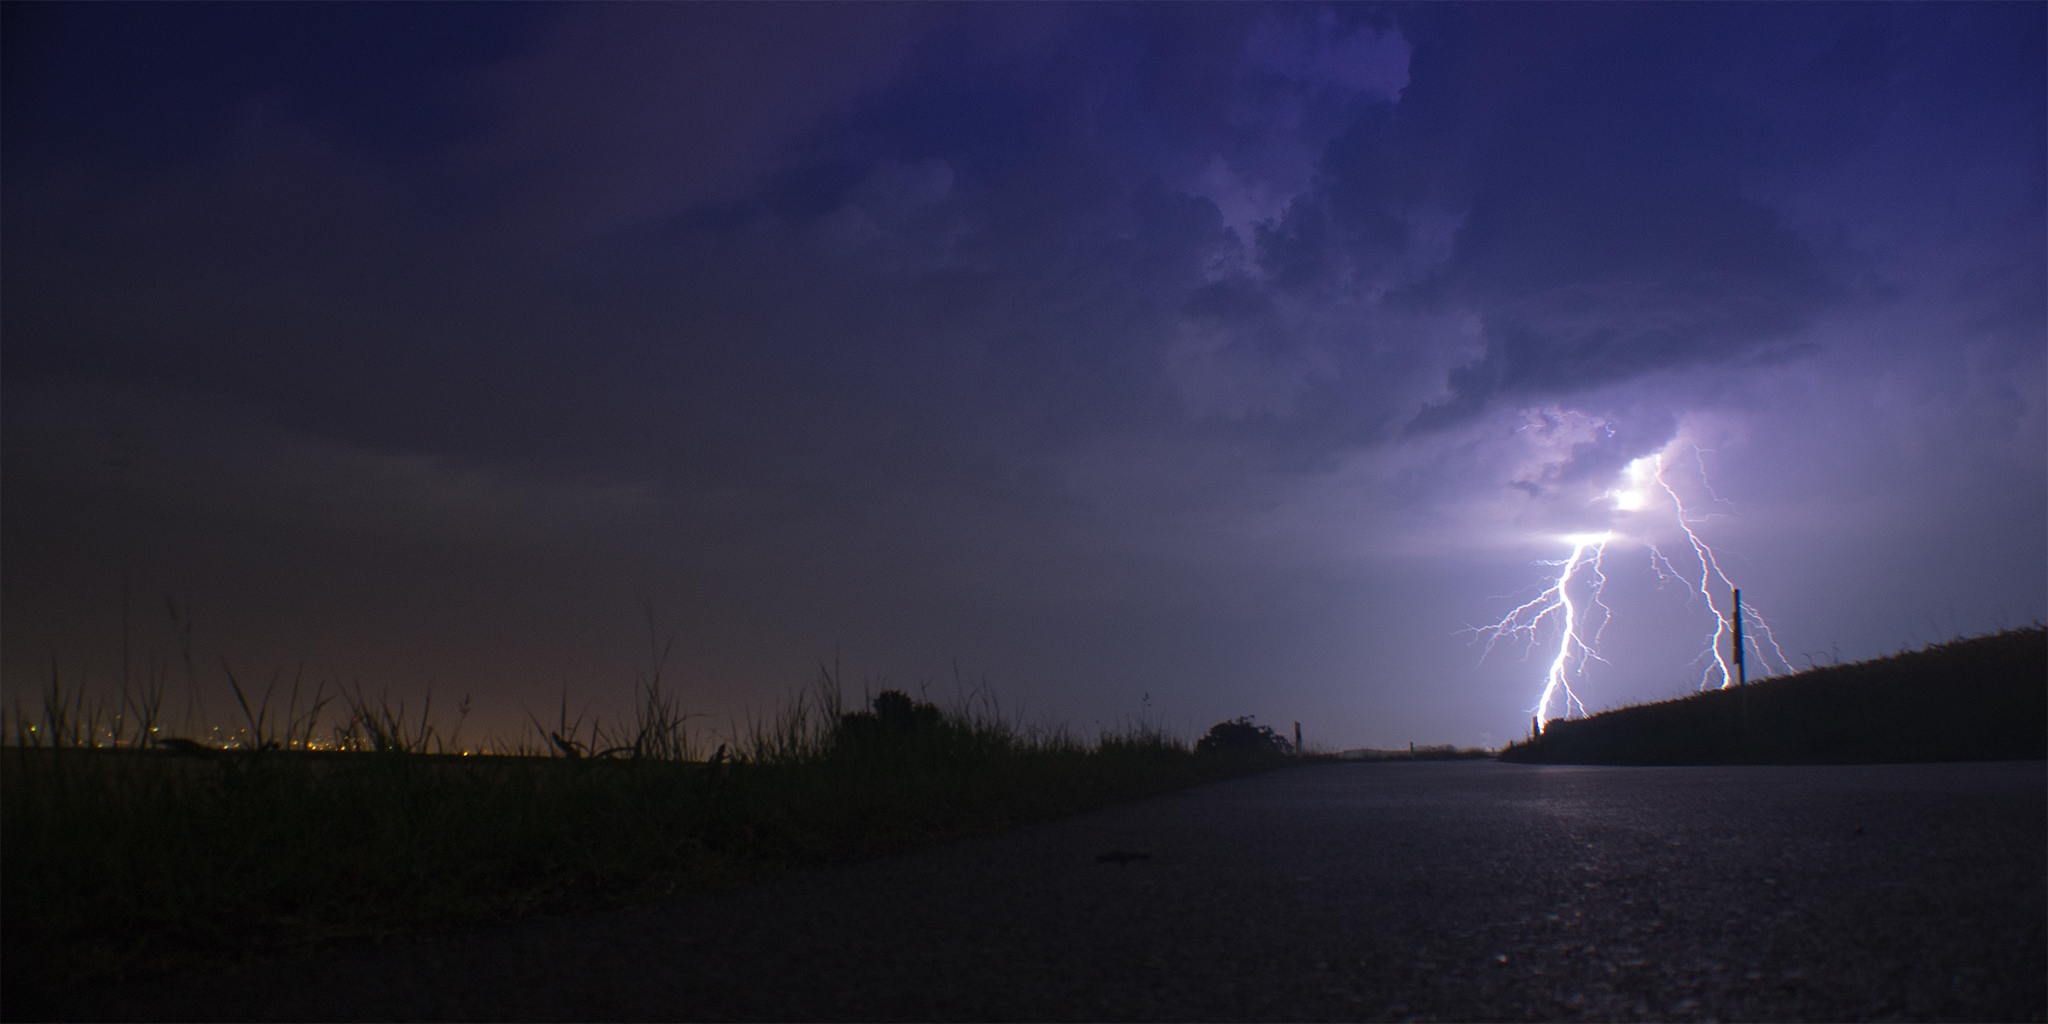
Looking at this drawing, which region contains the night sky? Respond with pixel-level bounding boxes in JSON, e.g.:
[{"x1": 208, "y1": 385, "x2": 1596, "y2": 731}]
[{"x1": 5, "y1": 3, "x2": 2042, "y2": 750}]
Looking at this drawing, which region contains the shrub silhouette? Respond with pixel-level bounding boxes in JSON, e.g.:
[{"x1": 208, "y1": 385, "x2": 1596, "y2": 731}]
[
  {"x1": 837, "y1": 689, "x2": 944, "y2": 748},
  {"x1": 1195, "y1": 716, "x2": 1293, "y2": 759}
]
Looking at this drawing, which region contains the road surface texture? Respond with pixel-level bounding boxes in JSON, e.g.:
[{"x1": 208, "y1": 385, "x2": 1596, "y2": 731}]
[{"x1": 40, "y1": 760, "x2": 2048, "y2": 1022}]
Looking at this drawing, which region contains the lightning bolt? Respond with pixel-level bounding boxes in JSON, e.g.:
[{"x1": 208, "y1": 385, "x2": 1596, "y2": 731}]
[
  {"x1": 1643, "y1": 451, "x2": 1792, "y2": 687},
  {"x1": 1467, "y1": 532, "x2": 1613, "y2": 727},
  {"x1": 1475, "y1": 443, "x2": 1793, "y2": 734}
]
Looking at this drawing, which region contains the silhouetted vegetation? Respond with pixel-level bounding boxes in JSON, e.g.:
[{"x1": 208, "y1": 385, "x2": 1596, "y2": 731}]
[
  {"x1": 1499, "y1": 626, "x2": 2047, "y2": 765},
  {"x1": 836, "y1": 688, "x2": 945, "y2": 748},
  {"x1": 1195, "y1": 715, "x2": 1294, "y2": 759},
  {"x1": 1, "y1": 671, "x2": 1285, "y2": 1001}
]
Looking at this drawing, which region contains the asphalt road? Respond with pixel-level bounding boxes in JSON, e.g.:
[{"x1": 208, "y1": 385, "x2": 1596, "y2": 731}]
[{"x1": 50, "y1": 760, "x2": 2047, "y2": 1022}]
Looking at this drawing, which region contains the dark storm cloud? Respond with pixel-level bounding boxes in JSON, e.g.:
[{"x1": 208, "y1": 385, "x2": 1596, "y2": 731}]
[
  {"x1": 4, "y1": 379, "x2": 663, "y2": 545},
  {"x1": 13, "y1": 5, "x2": 2032, "y2": 562},
  {"x1": 7, "y1": 2, "x2": 2039, "y2": 529},
  {"x1": 0, "y1": 3, "x2": 548, "y2": 167},
  {"x1": 1247, "y1": 5, "x2": 1843, "y2": 436},
  {"x1": 2, "y1": 4, "x2": 1849, "y2": 492}
]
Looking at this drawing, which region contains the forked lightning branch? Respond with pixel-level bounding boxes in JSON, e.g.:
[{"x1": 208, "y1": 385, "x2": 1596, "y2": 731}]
[{"x1": 1469, "y1": 448, "x2": 1793, "y2": 730}]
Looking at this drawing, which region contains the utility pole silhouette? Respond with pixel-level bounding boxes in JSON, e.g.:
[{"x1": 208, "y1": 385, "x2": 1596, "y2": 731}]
[
  {"x1": 1733, "y1": 587, "x2": 1748, "y2": 731},
  {"x1": 1732, "y1": 588, "x2": 1747, "y2": 688}
]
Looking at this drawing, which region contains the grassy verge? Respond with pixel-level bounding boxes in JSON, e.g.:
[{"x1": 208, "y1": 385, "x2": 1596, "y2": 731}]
[
  {"x1": 1498, "y1": 626, "x2": 2047, "y2": 765},
  {"x1": 2, "y1": 669, "x2": 1287, "y2": 1001}
]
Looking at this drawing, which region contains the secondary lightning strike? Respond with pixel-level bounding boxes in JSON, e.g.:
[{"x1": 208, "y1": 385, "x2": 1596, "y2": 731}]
[
  {"x1": 1641, "y1": 451, "x2": 1792, "y2": 688},
  {"x1": 1469, "y1": 532, "x2": 1613, "y2": 727}
]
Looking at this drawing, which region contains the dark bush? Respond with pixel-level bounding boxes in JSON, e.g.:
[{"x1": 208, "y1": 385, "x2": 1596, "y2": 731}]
[
  {"x1": 837, "y1": 689, "x2": 944, "y2": 747},
  {"x1": 1195, "y1": 716, "x2": 1293, "y2": 758}
]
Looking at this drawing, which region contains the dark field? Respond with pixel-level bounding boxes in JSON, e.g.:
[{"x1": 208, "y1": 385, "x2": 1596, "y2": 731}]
[
  {"x1": 1, "y1": 684, "x2": 1284, "y2": 1009},
  {"x1": 36, "y1": 759, "x2": 2047, "y2": 1022},
  {"x1": 1500, "y1": 627, "x2": 2047, "y2": 766}
]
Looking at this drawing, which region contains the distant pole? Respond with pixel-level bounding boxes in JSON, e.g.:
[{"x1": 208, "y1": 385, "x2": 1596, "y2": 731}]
[
  {"x1": 1734, "y1": 587, "x2": 1749, "y2": 733},
  {"x1": 1532, "y1": 715, "x2": 1540, "y2": 739},
  {"x1": 1732, "y1": 588, "x2": 1747, "y2": 687},
  {"x1": 1293, "y1": 721, "x2": 1302, "y2": 752}
]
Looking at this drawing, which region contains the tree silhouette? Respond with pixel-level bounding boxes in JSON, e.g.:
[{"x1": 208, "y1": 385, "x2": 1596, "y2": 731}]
[{"x1": 1195, "y1": 715, "x2": 1293, "y2": 758}]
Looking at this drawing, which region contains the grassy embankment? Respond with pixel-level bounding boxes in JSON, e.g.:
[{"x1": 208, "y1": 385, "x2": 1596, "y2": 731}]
[
  {"x1": 1498, "y1": 626, "x2": 2047, "y2": 765},
  {"x1": 1, "y1": 667, "x2": 1287, "y2": 999}
]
